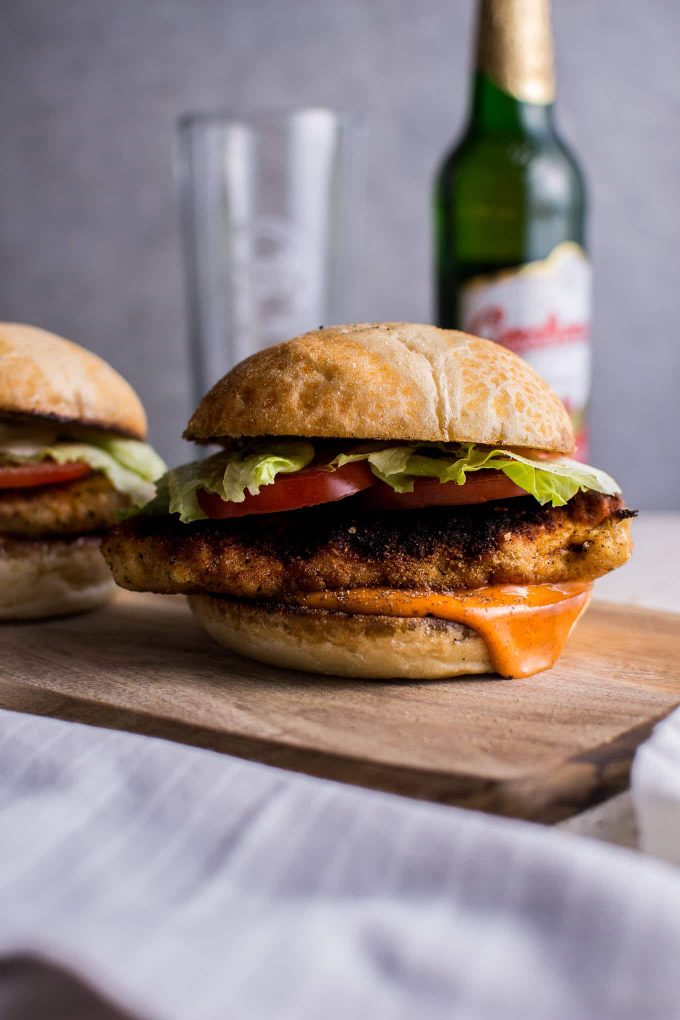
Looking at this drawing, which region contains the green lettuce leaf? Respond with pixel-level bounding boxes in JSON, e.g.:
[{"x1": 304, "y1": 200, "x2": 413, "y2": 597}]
[
  {"x1": 0, "y1": 424, "x2": 166, "y2": 505},
  {"x1": 136, "y1": 438, "x2": 620, "y2": 524},
  {"x1": 221, "y1": 442, "x2": 315, "y2": 502},
  {"x1": 97, "y1": 437, "x2": 167, "y2": 482},
  {"x1": 335, "y1": 443, "x2": 620, "y2": 506},
  {"x1": 144, "y1": 440, "x2": 315, "y2": 523},
  {"x1": 45, "y1": 441, "x2": 166, "y2": 505}
]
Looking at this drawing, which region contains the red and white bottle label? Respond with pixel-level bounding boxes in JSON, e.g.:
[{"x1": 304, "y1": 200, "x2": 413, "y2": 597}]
[{"x1": 459, "y1": 242, "x2": 591, "y2": 457}]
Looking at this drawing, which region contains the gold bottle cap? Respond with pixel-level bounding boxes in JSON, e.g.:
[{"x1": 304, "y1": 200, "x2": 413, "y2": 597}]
[{"x1": 476, "y1": 0, "x2": 556, "y2": 105}]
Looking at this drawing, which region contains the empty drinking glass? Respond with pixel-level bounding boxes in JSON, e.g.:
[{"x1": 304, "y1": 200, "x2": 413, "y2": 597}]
[{"x1": 177, "y1": 108, "x2": 357, "y2": 401}]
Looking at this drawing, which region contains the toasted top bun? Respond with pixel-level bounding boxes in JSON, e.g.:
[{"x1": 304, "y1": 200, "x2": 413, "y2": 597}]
[
  {"x1": 0, "y1": 323, "x2": 147, "y2": 439},
  {"x1": 185, "y1": 322, "x2": 574, "y2": 454}
]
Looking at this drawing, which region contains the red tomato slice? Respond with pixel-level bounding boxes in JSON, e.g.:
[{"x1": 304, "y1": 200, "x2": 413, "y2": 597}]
[
  {"x1": 0, "y1": 461, "x2": 92, "y2": 490},
  {"x1": 197, "y1": 460, "x2": 376, "y2": 518},
  {"x1": 363, "y1": 470, "x2": 526, "y2": 509}
]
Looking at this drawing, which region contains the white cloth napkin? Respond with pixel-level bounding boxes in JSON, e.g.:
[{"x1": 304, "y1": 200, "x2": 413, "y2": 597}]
[
  {"x1": 633, "y1": 706, "x2": 680, "y2": 866},
  {"x1": 1, "y1": 707, "x2": 680, "y2": 1020}
]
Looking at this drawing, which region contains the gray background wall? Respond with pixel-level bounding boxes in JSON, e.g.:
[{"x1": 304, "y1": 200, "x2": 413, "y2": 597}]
[{"x1": 0, "y1": 0, "x2": 678, "y2": 508}]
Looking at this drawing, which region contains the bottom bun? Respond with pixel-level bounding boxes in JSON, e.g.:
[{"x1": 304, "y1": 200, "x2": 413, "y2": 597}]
[
  {"x1": 0, "y1": 536, "x2": 116, "y2": 620},
  {"x1": 188, "y1": 595, "x2": 493, "y2": 680}
]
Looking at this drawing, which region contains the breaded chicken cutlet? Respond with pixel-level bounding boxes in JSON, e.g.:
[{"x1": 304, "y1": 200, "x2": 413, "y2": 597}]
[{"x1": 104, "y1": 491, "x2": 634, "y2": 599}]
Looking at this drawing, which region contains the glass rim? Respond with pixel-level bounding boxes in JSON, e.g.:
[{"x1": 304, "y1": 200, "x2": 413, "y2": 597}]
[{"x1": 177, "y1": 105, "x2": 357, "y2": 132}]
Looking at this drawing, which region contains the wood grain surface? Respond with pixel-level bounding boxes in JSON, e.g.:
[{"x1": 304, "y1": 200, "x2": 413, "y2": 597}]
[{"x1": 1, "y1": 590, "x2": 679, "y2": 823}]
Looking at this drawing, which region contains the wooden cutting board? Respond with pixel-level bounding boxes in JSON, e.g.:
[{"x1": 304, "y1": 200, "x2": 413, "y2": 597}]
[{"x1": 1, "y1": 590, "x2": 679, "y2": 823}]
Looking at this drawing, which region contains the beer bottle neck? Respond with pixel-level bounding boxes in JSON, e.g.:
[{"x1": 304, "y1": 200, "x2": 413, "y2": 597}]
[
  {"x1": 469, "y1": 0, "x2": 556, "y2": 137},
  {"x1": 469, "y1": 72, "x2": 555, "y2": 137}
]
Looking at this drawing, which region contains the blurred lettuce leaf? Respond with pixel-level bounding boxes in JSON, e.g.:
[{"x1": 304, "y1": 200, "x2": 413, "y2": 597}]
[{"x1": 0, "y1": 426, "x2": 166, "y2": 505}]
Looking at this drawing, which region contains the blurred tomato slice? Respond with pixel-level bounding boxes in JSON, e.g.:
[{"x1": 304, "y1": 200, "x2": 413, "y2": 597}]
[{"x1": 0, "y1": 461, "x2": 92, "y2": 489}]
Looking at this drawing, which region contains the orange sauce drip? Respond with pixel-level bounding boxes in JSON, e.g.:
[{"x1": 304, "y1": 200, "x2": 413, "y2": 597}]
[{"x1": 290, "y1": 583, "x2": 592, "y2": 679}]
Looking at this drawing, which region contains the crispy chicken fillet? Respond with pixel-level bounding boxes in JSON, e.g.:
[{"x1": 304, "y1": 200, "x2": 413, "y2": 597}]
[
  {"x1": 103, "y1": 491, "x2": 635, "y2": 597},
  {"x1": 0, "y1": 474, "x2": 131, "y2": 537}
]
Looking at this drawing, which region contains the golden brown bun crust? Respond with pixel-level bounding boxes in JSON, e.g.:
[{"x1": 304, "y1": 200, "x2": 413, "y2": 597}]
[
  {"x1": 0, "y1": 536, "x2": 115, "y2": 620},
  {"x1": 185, "y1": 322, "x2": 574, "y2": 454},
  {"x1": 0, "y1": 323, "x2": 147, "y2": 439},
  {"x1": 189, "y1": 595, "x2": 493, "y2": 679}
]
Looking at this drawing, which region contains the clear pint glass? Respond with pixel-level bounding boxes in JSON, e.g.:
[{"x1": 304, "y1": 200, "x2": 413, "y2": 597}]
[{"x1": 178, "y1": 108, "x2": 356, "y2": 401}]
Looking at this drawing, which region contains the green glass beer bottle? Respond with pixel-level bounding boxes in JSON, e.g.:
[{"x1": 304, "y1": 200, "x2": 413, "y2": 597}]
[{"x1": 435, "y1": 0, "x2": 590, "y2": 456}]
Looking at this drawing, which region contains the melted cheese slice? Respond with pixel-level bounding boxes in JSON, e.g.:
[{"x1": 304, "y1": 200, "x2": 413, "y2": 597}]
[{"x1": 290, "y1": 583, "x2": 592, "y2": 679}]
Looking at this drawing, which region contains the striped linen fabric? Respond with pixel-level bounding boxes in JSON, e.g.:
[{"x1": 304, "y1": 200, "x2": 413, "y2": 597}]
[{"x1": 0, "y1": 707, "x2": 680, "y2": 1019}]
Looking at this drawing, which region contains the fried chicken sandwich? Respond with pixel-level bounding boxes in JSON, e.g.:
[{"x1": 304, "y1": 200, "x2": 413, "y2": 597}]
[
  {"x1": 0, "y1": 323, "x2": 165, "y2": 619},
  {"x1": 104, "y1": 323, "x2": 634, "y2": 679}
]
